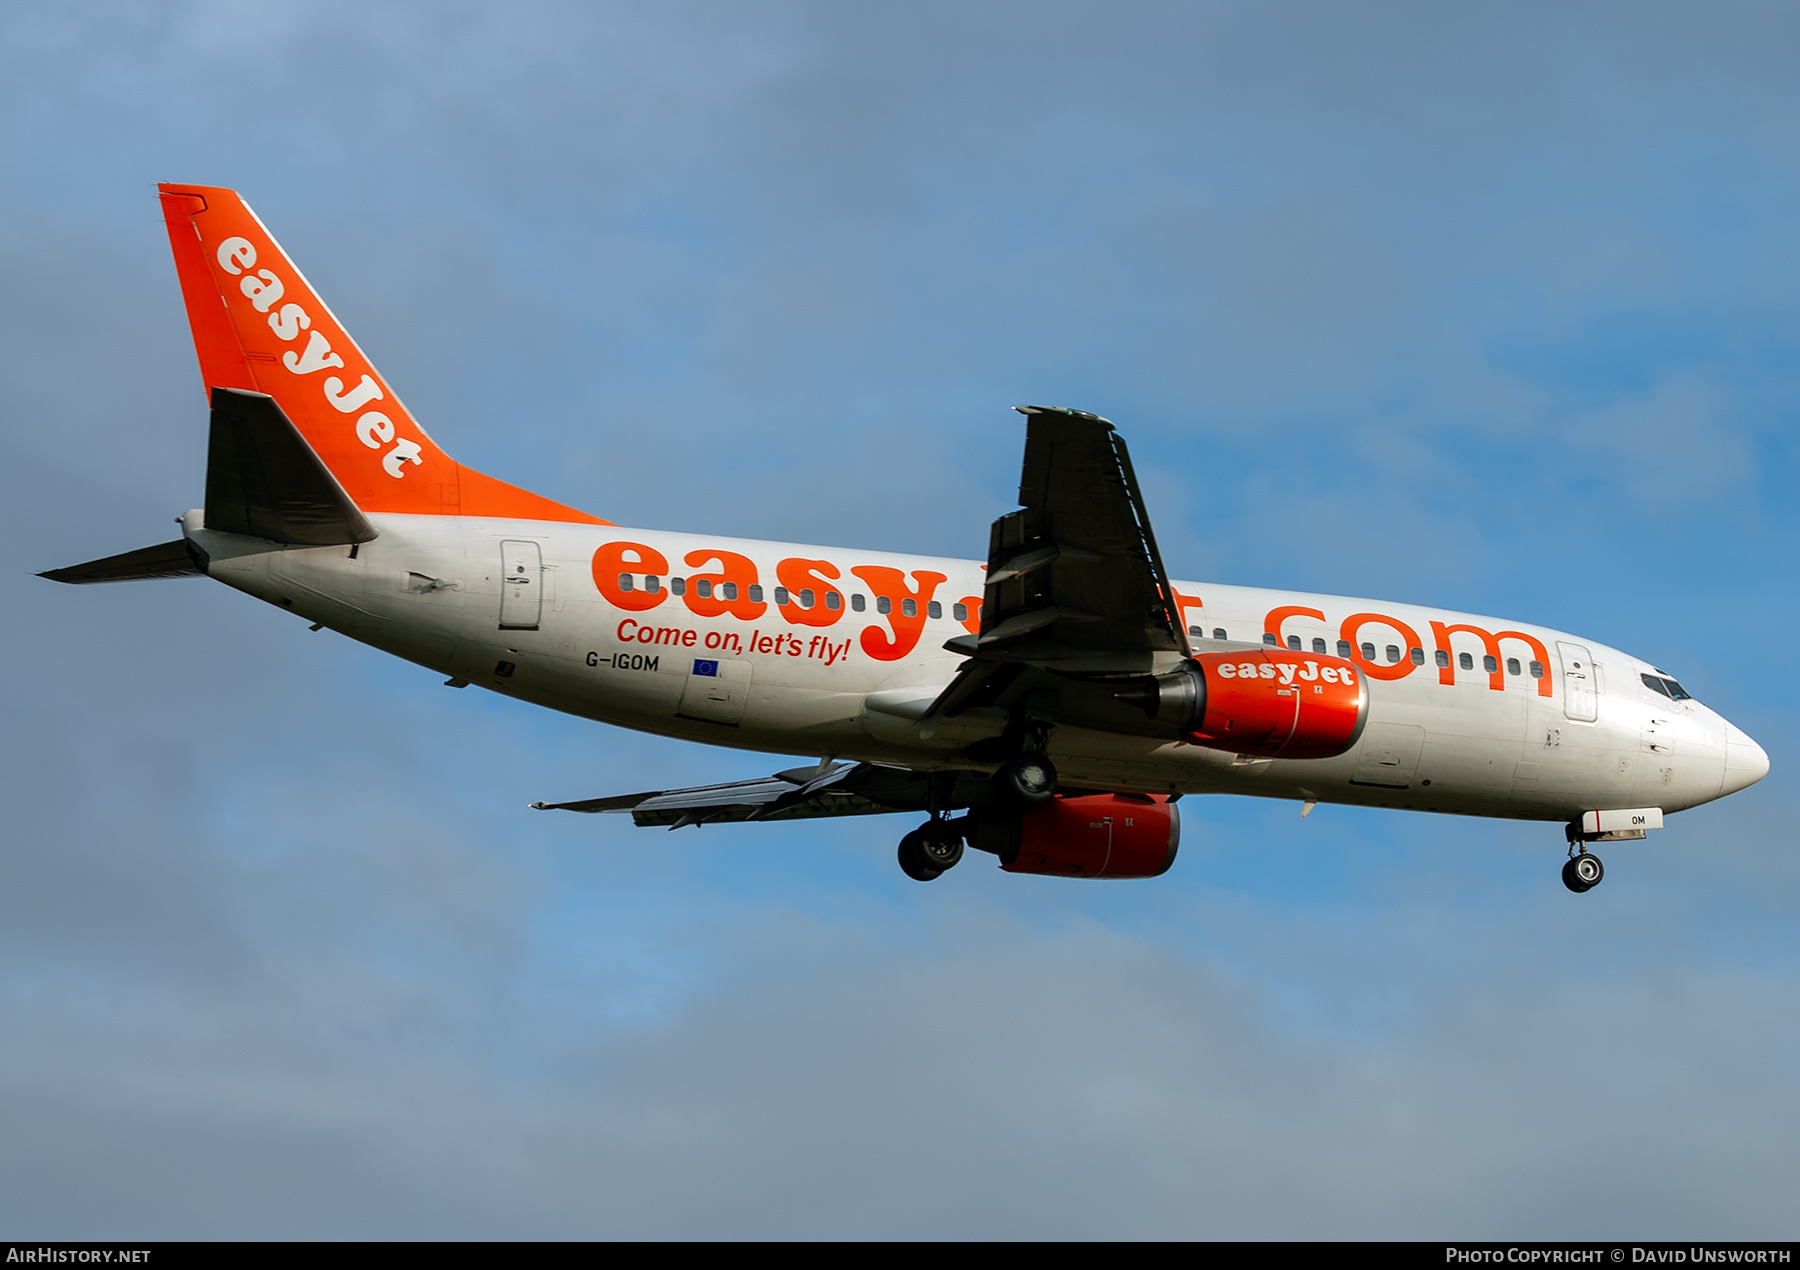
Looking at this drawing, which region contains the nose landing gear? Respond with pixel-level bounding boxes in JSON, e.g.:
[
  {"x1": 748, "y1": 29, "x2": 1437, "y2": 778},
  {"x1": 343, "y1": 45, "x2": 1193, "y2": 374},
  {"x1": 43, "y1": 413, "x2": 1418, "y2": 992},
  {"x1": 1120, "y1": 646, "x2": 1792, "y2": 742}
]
[{"x1": 1562, "y1": 848, "x2": 1604, "y2": 893}]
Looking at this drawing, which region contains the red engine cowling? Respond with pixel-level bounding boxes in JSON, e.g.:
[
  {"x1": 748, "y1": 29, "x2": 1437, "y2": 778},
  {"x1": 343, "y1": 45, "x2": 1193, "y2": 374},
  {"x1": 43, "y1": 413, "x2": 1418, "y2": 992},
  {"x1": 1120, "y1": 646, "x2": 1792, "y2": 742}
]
[
  {"x1": 970, "y1": 793, "x2": 1180, "y2": 879},
  {"x1": 1123, "y1": 650, "x2": 1369, "y2": 759}
]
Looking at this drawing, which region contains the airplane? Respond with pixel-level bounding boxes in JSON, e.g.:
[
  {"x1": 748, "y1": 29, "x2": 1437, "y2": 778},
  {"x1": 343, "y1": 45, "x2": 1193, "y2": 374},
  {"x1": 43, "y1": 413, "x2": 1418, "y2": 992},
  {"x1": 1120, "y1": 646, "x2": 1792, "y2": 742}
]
[{"x1": 41, "y1": 184, "x2": 1770, "y2": 891}]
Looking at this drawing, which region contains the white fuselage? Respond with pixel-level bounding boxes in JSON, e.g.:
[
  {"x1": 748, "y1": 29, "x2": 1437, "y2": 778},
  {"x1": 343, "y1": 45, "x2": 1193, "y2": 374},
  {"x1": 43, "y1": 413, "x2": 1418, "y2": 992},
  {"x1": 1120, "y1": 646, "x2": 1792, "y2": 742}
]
[{"x1": 185, "y1": 511, "x2": 1766, "y2": 824}]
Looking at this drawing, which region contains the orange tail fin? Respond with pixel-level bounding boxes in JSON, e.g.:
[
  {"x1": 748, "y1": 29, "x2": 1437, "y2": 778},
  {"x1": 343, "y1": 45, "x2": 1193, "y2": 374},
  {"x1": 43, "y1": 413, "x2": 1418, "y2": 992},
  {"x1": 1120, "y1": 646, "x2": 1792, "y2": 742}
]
[{"x1": 158, "y1": 184, "x2": 606, "y2": 525}]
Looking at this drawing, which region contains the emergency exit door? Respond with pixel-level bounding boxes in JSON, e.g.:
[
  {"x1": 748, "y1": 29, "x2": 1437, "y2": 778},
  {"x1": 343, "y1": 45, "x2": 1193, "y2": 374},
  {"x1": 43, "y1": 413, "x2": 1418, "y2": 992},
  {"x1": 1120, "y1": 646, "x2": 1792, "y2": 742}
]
[{"x1": 498, "y1": 540, "x2": 542, "y2": 630}]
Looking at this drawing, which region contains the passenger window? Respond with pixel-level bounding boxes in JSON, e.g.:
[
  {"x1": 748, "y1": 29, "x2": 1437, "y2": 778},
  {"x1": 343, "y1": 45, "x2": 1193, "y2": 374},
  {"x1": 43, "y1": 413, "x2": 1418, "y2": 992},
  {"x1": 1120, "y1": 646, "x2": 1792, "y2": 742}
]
[
  {"x1": 1482, "y1": 654, "x2": 1497, "y2": 673},
  {"x1": 1506, "y1": 657, "x2": 1520, "y2": 676},
  {"x1": 959, "y1": 604, "x2": 972, "y2": 623},
  {"x1": 1409, "y1": 647, "x2": 1424, "y2": 665},
  {"x1": 645, "y1": 575, "x2": 661, "y2": 594},
  {"x1": 1459, "y1": 652, "x2": 1473, "y2": 671},
  {"x1": 1337, "y1": 640, "x2": 1351, "y2": 658},
  {"x1": 927, "y1": 601, "x2": 942, "y2": 619},
  {"x1": 1529, "y1": 661, "x2": 1544, "y2": 679},
  {"x1": 799, "y1": 588, "x2": 815, "y2": 609},
  {"x1": 1663, "y1": 678, "x2": 1691, "y2": 701},
  {"x1": 671, "y1": 577, "x2": 686, "y2": 596},
  {"x1": 774, "y1": 587, "x2": 790, "y2": 605},
  {"x1": 746, "y1": 584, "x2": 761, "y2": 603},
  {"x1": 1217, "y1": 629, "x2": 1230, "y2": 642},
  {"x1": 696, "y1": 580, "x2": 713, "y2": 598},
  {"x1": 1188, "y1": 625, "x2": 1204, "y2": 638},
  {"x1": 618, "y1": 573, "x2": 635, "y2": 592},
  {"x1": 722, "y1": 582, "x2": 738, "y2": 601},
  {"x1": 852, "y1": 594, "x2": 866, "y2": 612},
  {"x1": 1287, "y1": 635, "x2": 1302, "y2": 651},
  {"x1": 1360, "y1": 642, "x2": 1375, "y2": 661},
  {"x1": 1434, "y1": 649, "x2": 1450, "y2": 668},
  {"x1": 825, "y1": 592, "x2": 841, "y2": 610},
  {"x1": 1313, "y1": 638, "x2": 1327, "y2": 655},
  {"x1": 1385, "y1": 645, "x2": 1400, "y2": 663},
  {"x1": 901, "y1": 598, "x2": 917, "y2": 617},
  {"x1": 876, "y1": 596, "x2": 891, "y2": 615},
  {"x1": 1263, "y1": 633, "x2": 1278, "y2": 646},
  {"x1": 1641, "y1": 673, "x2": 1670, "y2": 697}
]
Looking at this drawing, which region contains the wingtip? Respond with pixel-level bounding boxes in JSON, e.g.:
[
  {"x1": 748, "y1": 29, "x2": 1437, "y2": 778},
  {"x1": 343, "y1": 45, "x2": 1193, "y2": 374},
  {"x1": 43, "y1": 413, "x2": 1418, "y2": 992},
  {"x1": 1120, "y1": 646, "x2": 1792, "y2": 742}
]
[{"x1": 1012, "y1": 404, "x2": 1114, "y2": 428}]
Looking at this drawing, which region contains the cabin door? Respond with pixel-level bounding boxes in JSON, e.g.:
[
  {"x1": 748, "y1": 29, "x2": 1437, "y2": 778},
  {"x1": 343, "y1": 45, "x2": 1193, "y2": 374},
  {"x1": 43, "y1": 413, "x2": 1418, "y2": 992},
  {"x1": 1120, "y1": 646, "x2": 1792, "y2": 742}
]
[
  {"x1": 498, "y1": 540, "x2": 543, "y2": 630},
  {"x1": 1557, "y1": 641, "x2": 1598, "y2": 722}
]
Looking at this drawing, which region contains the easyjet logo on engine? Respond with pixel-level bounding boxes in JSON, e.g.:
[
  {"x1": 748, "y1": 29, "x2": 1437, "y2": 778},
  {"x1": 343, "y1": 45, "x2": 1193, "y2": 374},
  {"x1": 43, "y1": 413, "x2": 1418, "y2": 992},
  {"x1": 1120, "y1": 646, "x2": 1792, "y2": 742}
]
[
  {"x1": 214, "y1": 236, "x2": 423, "y2": 480},
  {"x1": 1216, "y1": 658, "x2": 1356, "y2": 686}
]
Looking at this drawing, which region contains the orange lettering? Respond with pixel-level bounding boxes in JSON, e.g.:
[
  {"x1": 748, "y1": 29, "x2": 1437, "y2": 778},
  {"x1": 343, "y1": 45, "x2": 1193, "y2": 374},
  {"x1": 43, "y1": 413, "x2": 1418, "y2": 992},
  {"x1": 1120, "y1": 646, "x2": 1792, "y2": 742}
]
[
  {"x1": 851, "y1": 566, "x2": 948, "y2": 661},
  {"x1": 592, "y1": 541, "x2": 669, "y2": 613},
  {"x1": 775, "y1": 557, "x2": 844, "y2": 628},
  {"x1": 681, "y1": 550, "x2": 768, "y2": 621},
  {"x1": 1264, "y1": 605, "x2": 1325, "y2": 648},
  {"x1": 1339, "y1": 612, "x2": 1423, "y2": 681},
  {"x1": 1430, "y1": 621, "x2": 1554, "y2": 696}
]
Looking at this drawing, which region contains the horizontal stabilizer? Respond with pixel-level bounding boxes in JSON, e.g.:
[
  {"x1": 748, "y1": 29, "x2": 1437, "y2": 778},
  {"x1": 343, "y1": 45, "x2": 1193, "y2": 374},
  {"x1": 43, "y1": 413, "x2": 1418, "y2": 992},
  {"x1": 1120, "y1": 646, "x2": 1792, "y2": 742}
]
[
  {"x1": 206, "y1": 387, "x2": 376, "y2": 545},
  {"x1": 39, "y1": 539, "x2": 205, "y2": 584}
]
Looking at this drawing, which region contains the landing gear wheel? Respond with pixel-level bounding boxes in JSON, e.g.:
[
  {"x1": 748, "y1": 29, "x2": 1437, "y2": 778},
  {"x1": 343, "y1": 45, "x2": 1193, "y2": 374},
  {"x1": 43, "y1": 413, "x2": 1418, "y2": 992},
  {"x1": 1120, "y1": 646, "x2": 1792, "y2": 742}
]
[
  {"x1": 917, "y1": 822, "x2": 964, "y2": 872},
  {"x1": 1562, "y1": 851, "x2": 1604, "y2": 893},
  {"x1": 897, "y1": 829, "x2": 944, "y2": 882},
  {"x1": 997, "y1": 754, "x2": 1058, "y2": 807}
]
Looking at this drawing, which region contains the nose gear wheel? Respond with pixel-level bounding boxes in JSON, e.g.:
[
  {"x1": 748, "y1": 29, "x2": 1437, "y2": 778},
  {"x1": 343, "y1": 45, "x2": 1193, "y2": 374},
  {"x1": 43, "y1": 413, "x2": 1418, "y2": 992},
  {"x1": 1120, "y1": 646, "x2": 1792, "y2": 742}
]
[{"x1": 1562, "y1": 850, "x2": 1604, "y2": 893}]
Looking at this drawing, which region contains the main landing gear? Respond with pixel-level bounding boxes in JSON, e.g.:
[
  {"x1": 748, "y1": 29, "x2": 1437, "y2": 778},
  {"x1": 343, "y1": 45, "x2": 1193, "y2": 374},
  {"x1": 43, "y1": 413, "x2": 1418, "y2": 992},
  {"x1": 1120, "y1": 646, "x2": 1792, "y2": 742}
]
[
  {"x1": 895, "y1": 753, "x2": 1060, "y2": 881},
  {"x1": 898, "y1": 820, "x2": 964, "y2": 882},
  {"x1": 995, "y1": 753, "x2": 1057, "y2": 806},
  {"x1": 1562, "y1": 848, "x2": 1604, "y2": 893}
]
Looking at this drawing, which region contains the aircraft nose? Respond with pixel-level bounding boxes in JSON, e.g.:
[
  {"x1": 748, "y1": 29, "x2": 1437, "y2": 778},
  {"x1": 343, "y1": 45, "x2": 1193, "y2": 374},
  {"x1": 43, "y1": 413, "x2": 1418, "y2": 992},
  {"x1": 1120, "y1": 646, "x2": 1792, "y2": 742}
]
[{"x1": 1722, "y1": 721, "x2": 1770, "y2": 796}]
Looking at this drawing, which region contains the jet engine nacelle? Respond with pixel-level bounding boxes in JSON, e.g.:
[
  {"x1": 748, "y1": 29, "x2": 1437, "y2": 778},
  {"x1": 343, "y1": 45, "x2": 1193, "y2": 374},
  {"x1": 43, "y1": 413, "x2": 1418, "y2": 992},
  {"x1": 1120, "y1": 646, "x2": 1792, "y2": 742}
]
[
  {"x1": 968, "y1": 793, "x2": 1180, "y2": 879},
  {"x1": 1121, "y1": 650, "x2": 1370, "y2": 759}
]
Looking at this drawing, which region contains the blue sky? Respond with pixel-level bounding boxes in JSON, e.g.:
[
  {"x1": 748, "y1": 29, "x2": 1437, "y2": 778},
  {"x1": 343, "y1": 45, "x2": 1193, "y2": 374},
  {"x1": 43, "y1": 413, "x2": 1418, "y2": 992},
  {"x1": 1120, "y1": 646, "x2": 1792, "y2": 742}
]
[{"x1": 2, "y1": 1, "x2": 1797, "y2": 1237}]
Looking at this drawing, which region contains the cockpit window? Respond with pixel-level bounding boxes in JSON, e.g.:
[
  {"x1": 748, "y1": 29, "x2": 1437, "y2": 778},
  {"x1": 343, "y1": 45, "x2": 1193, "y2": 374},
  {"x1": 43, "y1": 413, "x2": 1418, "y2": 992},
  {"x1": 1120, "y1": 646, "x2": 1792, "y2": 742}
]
[
  {"x1": 1662, "y1": 678, "x2": 1691, "y2": 701},
  {"x1": 1641, "y1": 673, "x2": 1670, "y2": 697}
]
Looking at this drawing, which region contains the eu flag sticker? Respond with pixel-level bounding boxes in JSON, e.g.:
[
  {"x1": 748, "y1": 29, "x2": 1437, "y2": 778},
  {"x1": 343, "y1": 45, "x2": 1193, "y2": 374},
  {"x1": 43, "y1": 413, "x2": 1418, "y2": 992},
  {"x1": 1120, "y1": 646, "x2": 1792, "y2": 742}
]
[{"x1": 692, "y1": 659, "x2": 719, "y2": 677}]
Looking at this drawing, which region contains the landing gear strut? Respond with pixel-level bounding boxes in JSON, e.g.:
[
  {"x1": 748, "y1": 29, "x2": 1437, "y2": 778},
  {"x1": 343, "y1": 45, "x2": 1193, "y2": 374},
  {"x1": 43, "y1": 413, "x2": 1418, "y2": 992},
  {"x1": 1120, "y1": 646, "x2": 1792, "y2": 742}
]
[
  {"x1": 1562, "y1": 849, "x2": 1604, "y2": 893},
  {"x1": 898, "y1": 820, "x2": 965, "y2": 882}
]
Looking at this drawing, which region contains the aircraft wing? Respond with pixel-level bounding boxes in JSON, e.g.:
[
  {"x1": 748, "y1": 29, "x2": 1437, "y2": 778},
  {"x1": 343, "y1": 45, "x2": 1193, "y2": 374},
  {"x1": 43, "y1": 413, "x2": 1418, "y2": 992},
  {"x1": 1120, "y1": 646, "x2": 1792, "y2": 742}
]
[
  {"x1": 971, "y1": 405, "x2": 1189, "y2": 666},
  {"x1": 534, "y1": 761, "x2": 980, "y2": 829},
  {"x1": 533, "y1": 760, "x2": 1087, "y2": 828},
  {"x1": 923, "y1": 406, "x2": 1196, "y2": 739}
]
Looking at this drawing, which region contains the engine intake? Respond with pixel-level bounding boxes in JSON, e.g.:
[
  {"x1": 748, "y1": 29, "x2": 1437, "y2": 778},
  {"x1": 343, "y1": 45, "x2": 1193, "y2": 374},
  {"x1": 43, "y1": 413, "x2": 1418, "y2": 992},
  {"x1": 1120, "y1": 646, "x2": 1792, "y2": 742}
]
[{"x1": 1118, "y1": 651, "x2": 1369, "y2": 759}]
